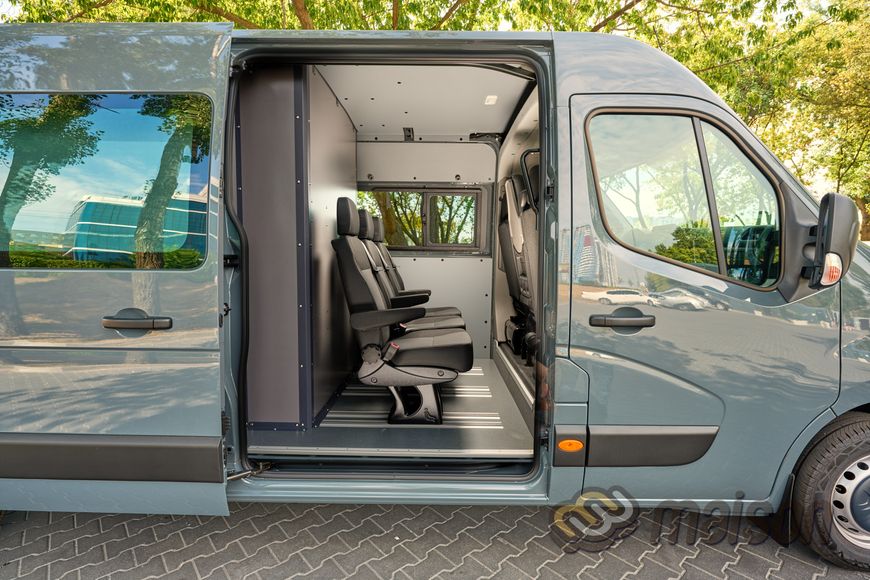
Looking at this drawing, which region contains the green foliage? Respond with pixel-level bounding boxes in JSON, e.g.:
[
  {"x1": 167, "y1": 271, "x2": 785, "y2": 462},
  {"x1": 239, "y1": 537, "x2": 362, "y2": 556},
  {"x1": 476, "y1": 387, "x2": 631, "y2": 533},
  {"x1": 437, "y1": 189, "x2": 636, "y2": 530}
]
[
  {"x1": 4, "y1": 0, "x2": 868, "y2": 239},
  {"x1": 8, "y1": 250, "x2": 122, "y2": 269},
  {"x1": 654, "y1": 222, "x2": 719, "y2": 270}
]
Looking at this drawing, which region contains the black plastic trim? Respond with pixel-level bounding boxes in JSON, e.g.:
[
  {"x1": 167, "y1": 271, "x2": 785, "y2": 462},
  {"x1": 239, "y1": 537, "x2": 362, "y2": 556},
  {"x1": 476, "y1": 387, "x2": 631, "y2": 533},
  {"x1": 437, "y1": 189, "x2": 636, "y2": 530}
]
[
  {"x1": 0, "y1": 433, "x2": 224, "y2": 483},
  {"x1": 586, "y1": 425, "x2": 718, "y2": 467}
]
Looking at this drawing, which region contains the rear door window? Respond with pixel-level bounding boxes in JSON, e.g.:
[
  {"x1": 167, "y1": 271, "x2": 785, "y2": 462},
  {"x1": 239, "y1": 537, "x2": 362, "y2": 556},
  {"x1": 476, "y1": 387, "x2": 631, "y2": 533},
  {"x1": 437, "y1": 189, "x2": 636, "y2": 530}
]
[{"x1": 0, "y1": 93, "x2": 212, "y2": 270}]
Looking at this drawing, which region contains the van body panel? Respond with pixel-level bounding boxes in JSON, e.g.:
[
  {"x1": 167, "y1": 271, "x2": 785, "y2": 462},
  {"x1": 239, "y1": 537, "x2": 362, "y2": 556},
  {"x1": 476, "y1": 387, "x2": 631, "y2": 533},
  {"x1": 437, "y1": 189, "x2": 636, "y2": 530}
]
[
  {"x1": 0, "y1": 25, "x2": 864, "y2": 516},
  {"x1": 552, "y1": 33, "x2": 729, "y2": 109},
  {"x1": 568, "y1": 93, "x2": 840, "y2": 502},
  {"x1": 0, "y1": 24, "x2": 232, "y2": 514},
  {"x1": 834, "y1": 243, "x2": 870, "y2": 415}
]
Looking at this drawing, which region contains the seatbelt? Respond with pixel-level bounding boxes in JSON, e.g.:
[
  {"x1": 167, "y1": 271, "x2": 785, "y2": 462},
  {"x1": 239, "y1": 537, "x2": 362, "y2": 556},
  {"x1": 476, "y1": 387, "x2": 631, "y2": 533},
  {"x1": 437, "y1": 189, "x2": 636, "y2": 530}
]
[
  {"x1": 360, "y1": 242, "x2": 383, "y2": 272},
  {"x1": 373, "y1": 244, "x2": 393, "y2": 272},
  {"x1": 360, "y1": 241, "x2": 396, "y2": 300}
]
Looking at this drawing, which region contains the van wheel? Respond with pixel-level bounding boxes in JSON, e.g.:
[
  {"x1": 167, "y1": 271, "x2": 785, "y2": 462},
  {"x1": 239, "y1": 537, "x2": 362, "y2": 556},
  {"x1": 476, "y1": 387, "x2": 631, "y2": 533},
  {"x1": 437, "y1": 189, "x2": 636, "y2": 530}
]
[{"x1": 793, "y1": 414, "x2": 870, "y2": 569}]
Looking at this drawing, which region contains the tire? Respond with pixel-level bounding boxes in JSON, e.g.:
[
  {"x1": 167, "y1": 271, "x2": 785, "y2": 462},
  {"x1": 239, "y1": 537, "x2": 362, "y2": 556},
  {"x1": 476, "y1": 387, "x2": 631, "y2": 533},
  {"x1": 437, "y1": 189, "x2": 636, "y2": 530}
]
[{"x1": 793, "y1": 413, "x2": 870, "y2": 569}]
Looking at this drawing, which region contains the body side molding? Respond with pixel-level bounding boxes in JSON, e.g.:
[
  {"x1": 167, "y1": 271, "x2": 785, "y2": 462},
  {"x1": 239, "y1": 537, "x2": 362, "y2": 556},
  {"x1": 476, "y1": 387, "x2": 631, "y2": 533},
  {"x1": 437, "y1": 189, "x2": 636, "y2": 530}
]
[
  {"x1": 0, "y1": 434, "x2": 224, "y2": 483},
  {"x1": 586, "y1": 425, "x2": 718, "y2": 467}
]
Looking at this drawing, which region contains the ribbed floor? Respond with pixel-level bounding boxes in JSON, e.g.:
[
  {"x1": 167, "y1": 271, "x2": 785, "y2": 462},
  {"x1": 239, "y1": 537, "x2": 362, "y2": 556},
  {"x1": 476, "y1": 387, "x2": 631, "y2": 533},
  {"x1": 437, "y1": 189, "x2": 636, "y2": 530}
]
[{"x1": 247, "y1": 359, "x2": 533, "y2": 459}]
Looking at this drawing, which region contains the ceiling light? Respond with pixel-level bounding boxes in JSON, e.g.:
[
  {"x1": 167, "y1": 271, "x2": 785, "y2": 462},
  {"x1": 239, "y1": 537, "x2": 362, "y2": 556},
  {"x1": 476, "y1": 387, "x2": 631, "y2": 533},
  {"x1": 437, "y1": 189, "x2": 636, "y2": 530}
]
[{"x1": 484, "y1": 95, "x2": 498, "y2": 106}]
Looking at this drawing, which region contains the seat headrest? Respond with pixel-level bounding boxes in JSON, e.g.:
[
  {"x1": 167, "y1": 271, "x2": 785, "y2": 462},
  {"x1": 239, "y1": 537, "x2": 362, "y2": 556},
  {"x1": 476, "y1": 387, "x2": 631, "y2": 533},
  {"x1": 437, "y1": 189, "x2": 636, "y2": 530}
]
[
  {"x1": 357, "y1": 209, "x2": 374, "y2": 241},
  {"x1": 371, "y1": 217, "x2": 385, "y2": 243},
  {"x1": 512, "y1": 175, "x2": 531, "y2": 211},
  {"x1": 337, "y1": 197, "x2": 359, "y2": 236}
]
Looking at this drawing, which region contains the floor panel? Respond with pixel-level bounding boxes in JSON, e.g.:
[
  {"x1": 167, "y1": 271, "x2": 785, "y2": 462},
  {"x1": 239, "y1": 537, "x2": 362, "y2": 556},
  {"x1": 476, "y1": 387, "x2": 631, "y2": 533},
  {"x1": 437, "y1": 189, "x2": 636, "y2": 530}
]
[{"x1": 247, "y1": 359, "x2": 533, "y2": 459}]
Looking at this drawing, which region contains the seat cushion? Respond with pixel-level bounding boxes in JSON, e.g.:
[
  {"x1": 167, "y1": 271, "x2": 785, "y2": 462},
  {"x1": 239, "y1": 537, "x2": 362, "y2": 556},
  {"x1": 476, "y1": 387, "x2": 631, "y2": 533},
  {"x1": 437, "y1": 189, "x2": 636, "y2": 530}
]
[
  {"x1": 402, "y1": 315, "x2": 465, "y2": 331},
  {"x1": 391, "y1": 328, "x2": 473, "y2": 372},
  {"x1": 425, "y1": 306, "x2": 462, "y2": 318}
]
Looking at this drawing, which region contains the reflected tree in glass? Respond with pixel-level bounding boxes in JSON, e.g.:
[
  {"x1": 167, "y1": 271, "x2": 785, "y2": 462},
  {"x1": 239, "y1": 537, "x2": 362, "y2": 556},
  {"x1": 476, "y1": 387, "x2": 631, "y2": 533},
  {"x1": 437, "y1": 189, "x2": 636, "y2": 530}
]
[{"x1": 0, "y1": 94, "x2": 102, "y2": 336}]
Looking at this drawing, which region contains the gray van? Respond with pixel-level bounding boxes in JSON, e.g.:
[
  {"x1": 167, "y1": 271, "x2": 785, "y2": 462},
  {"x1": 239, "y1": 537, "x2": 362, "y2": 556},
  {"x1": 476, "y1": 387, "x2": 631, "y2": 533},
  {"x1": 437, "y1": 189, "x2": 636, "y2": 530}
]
[{"x1": 0, "y1": 23, "x2": 867, "y2": 569}]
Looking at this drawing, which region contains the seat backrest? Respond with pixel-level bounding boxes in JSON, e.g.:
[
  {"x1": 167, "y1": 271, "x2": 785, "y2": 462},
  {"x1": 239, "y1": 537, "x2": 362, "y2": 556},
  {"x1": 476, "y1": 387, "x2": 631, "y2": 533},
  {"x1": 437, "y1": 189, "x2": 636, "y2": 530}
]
[
  {"x1": 331, "y1": 198, "x2": 390, "y2": 344},
  {"x1": 515, "y1": 174, "x2": 538, "y2": 316},
  {"x1": 371, "y1": 217, "x2": 406, "y2": 293},
  {"x1": 358, "y1": 209, "x2": 399, "y2": 301},
  {"x1": 497, "y1": 179, "x2": 522, "y2": 305}
]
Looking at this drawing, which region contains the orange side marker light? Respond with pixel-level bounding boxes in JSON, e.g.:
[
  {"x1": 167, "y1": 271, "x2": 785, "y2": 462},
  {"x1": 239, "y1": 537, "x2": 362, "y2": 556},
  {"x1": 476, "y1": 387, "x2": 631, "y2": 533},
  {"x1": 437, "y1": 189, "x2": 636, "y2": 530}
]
[{"x1": 557, "y1": 439, "x2": 584, "y2": 452}]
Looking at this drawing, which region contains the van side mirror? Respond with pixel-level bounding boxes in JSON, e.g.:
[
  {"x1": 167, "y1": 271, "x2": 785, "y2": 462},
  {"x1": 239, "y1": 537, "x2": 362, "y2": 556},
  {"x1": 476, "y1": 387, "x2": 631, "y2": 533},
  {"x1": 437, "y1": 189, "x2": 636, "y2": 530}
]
[{"x1": 808, "y1": 192, "x2": 861, "y2": 288}]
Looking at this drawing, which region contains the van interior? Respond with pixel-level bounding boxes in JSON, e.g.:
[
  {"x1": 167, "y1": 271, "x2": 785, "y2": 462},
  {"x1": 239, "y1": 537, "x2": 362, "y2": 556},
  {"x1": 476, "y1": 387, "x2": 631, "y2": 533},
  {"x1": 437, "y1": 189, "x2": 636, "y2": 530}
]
[{"x1": 226, "y1": 60, "x2": 543, "y2": 475}]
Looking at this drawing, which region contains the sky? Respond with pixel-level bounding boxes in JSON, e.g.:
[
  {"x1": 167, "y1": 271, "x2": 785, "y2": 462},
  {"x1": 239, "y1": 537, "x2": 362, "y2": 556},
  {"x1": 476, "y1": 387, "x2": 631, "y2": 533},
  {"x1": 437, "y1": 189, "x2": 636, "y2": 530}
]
[{"x1": 0, "y1": 94, "x2": 206, "y2": 235}]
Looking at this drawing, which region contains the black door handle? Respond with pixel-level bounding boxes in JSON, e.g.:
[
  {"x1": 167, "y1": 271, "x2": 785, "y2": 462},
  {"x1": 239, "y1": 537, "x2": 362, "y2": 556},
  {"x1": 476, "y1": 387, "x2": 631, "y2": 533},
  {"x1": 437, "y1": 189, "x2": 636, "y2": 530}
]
[
  {"x1": 589, "y1": 314, "x2": 656, "y2": 328},
  {"x1": 102, "y1": 315, "x2": 173, "y2": 330}
]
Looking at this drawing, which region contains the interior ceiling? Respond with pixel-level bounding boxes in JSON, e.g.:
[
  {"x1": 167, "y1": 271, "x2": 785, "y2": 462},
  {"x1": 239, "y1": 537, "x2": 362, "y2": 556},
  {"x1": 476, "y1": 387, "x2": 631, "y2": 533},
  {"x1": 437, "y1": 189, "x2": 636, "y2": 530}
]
[{"x1": 317, "y1": 65, "x2": 532, "y2": 141}]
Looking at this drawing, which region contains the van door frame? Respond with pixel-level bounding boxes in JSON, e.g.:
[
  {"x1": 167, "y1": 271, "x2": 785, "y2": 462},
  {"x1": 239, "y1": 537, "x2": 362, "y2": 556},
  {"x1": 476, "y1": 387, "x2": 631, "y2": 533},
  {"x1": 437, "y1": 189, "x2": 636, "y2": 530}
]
[{"x1": 224, "y1": 34, "x2": 556, "y2": 488}]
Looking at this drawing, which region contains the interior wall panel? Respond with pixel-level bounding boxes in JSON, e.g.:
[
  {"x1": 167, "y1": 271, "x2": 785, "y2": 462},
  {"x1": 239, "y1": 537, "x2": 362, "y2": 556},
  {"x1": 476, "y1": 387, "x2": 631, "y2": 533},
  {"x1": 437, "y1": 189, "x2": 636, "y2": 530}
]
[
  {"x1": 239, "y1": 67, "x2": 301, "y2": 426},
  {"x1": 308, "y1": 66, "x2": 357, "y2": 417}
]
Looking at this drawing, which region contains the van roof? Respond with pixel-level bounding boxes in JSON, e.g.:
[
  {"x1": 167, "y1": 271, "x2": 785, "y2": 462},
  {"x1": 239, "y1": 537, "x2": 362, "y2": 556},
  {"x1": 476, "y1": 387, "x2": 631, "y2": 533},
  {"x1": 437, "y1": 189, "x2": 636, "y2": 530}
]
[
  {"x1": 0, "y1": 24, "x2": 729, "y2": 114},
  {"x1": 232, "y1": 29, "x2": 728, "y2": 111}
]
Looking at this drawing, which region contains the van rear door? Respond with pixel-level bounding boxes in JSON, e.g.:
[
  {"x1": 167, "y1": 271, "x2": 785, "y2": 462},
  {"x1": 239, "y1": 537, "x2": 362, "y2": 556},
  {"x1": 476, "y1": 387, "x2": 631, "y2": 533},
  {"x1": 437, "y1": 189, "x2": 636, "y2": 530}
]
[{"x1": 0, "y1": 24, "x2": 232, "y2": 515}]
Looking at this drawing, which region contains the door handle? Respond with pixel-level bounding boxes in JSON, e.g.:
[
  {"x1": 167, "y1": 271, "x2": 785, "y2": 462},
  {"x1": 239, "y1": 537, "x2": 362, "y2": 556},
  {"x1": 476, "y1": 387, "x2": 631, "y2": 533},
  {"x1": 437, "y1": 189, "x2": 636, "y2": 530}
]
[
  {"x1": 589, "y1": 314, "x2": 656, "y2": 328},
  {"x1": 102, "y1": 315, "x2": 173, "y2": 330}
]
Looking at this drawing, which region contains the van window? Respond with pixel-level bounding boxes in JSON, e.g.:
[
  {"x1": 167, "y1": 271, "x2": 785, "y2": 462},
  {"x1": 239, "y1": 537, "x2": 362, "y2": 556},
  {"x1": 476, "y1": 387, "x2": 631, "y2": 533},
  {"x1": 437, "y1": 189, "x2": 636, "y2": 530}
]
[
  {"x1": 0, "y1": 93, "x2": 212, "y2": 270},
  {"x1": 428, "y1": 193, "x2": 477, "y2": 246},
  {"x1": 588, "y1": 114, "x2": 719, "y2": 273},
  {"x1": 701, "y1": 122, "x2": 781, "y2": 287},
  {"x1": 357, "y1": 190, "x2": 480, "y2": 251},
  {"x1": 357, "y1": 190, "x2": 423, "y2": 247}
]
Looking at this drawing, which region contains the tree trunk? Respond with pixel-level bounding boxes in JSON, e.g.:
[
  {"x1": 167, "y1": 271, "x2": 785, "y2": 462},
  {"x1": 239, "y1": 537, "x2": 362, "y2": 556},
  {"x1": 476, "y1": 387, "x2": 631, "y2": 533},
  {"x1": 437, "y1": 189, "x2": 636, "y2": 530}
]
[
  {"x1": 133, "y1": 127, "x2": 188, "y2": 314},
  {"x1": 859, "y1": 199, "x2": 870, "y2": 242},
  {"x1": 0, "y1": 155, "x2": 38, "y2": 337}
]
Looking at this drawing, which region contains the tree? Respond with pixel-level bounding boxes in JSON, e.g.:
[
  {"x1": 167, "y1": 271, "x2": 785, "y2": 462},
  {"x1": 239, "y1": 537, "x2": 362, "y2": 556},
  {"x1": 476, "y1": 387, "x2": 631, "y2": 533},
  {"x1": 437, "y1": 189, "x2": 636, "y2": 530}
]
[
  {"x1": 655, "y1": 222, "x2": 718, "y2": 270},
  {"x1": 128, "y1": 94, "x2": 210, "y2": 314},
  {"x1": 133, "y1": 94, "x2": 210, "y2": 270},
  {"x1": 0, "y1": 94, "x2": 102, "y2": 336}
]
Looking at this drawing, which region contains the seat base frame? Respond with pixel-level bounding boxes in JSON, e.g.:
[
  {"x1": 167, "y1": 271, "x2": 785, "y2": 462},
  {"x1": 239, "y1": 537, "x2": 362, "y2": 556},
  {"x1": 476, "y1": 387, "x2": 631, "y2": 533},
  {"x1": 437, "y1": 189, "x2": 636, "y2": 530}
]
[{"x1": 387, "y1": 385, "x2": 443, "y2": 424}]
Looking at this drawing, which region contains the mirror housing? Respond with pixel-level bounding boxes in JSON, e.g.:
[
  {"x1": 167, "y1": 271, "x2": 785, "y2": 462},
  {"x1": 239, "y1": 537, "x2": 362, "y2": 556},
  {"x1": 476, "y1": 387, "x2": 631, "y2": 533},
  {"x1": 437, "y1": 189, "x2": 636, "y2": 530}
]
[{"x1": 808, "y1": 192, "x2": 861, "y2": 289}]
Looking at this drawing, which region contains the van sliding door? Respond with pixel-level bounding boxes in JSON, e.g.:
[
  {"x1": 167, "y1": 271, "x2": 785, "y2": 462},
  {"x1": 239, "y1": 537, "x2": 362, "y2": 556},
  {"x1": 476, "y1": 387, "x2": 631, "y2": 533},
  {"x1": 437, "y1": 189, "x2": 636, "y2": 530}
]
[{"x1": 0, "y1": 24, "x2": 232, "y2": 515}]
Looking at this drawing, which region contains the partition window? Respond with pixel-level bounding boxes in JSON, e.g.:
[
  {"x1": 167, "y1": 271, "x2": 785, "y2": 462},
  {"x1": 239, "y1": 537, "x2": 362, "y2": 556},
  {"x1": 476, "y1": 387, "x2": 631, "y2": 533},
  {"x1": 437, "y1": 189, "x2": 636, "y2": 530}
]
[{"x1": 357, "y1": 189, "x2": 480, "y2": 252}]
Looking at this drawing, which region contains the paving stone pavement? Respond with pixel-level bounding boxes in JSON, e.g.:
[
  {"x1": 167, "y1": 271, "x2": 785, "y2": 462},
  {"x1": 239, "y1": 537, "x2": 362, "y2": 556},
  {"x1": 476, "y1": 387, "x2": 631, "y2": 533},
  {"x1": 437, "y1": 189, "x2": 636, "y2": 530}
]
[{"x1": 1, "y1": 504, "x2": 868, "y2": 579}]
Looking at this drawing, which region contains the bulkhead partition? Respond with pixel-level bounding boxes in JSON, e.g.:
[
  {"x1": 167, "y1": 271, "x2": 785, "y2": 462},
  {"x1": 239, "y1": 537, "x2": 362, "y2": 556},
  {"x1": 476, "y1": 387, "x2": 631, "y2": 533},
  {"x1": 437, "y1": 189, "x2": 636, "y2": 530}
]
[
  {"x1": 239, "y1": 65, "x2": 356, "y2": 431},
  {"x1": 307, "y1": 66, "x2": 357, "y2": 418}
]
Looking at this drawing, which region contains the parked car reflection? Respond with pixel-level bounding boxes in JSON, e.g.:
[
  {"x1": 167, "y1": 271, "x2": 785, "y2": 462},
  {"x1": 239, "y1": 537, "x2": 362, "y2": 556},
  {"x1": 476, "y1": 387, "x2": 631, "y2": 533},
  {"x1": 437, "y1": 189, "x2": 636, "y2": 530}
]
[{"x1": 581, "y1": 288, "x2": 654, "y2": 306}]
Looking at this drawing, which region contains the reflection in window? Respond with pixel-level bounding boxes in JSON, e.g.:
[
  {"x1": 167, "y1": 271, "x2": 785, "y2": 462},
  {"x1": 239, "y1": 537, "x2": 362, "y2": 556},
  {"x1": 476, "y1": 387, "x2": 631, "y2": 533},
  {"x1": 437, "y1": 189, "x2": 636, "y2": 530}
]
[
  {"x1": 357, "y1": 191, "x2": 423, "y2": 247},
  {"x1": 0, "y1": 93, "x2": 211, "y2": 270},
  {"x1": 428, "y1": 194, "x2": 476, "y2": 245},
  {"x1": 589, "y1": 114, "x2": 718, "y2": 273},
  {"x1": 701, "y1": 122, "x2": 780, "y2": 287}
]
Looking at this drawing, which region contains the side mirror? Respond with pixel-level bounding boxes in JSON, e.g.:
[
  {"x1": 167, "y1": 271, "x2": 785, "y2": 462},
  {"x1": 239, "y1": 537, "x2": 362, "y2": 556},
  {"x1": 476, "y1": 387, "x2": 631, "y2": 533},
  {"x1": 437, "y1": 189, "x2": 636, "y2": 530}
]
[{"x1": 808, "y1": 192, "x2": 861, "y2": 288}]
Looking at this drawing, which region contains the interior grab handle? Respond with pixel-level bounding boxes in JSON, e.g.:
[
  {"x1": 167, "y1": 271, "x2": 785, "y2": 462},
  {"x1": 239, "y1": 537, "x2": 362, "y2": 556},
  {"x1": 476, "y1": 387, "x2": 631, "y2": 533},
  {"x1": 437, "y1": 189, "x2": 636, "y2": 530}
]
[
  {"x1": 102, "y1": 315, "x2": 173, "y2": 330},
  {"x1": 589, "y1": 314, "x2": 656, "y2": 328}
]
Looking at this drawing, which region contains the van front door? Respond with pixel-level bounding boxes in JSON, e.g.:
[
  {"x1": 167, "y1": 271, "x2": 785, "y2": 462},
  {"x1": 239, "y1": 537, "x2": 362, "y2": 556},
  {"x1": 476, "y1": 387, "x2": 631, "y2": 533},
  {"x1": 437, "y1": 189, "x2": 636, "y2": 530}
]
[
  {"x1": 567, "y1": 93, "x2": 839, "y2": 506},
  {"x1": 0, "y1": 24, "x2": 232, "y2": 515}
]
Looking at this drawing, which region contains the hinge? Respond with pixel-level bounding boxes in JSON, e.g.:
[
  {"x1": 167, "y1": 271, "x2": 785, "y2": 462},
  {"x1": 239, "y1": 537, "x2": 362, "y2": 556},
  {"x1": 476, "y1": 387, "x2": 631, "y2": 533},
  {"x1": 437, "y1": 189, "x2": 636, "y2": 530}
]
[
  {"x1": 227, "y1": 462, "x2": 272, "y2": 481},
  {"x1": 545, "y1": 185, "x2": 555, "y2": 201},
  {"x1": 224, "y1": 254, "x2": 240, "y2": 268},
  {"x1": 539, "y1": 427, "x2": 551, "y2": 448}
]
